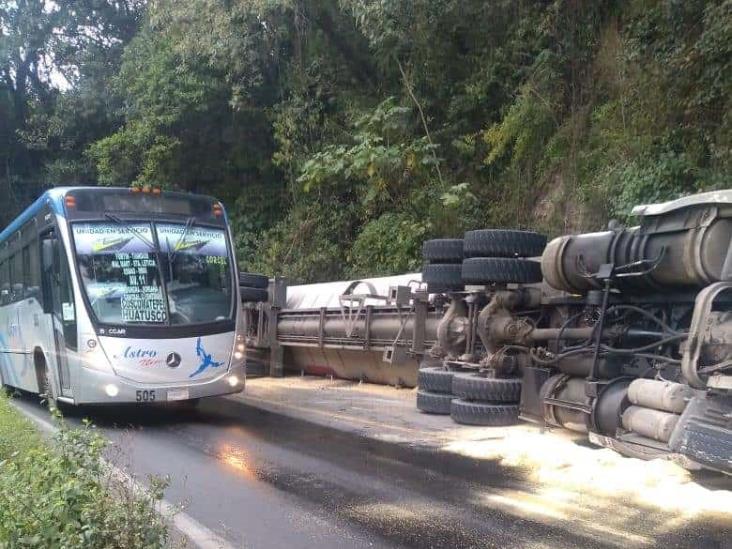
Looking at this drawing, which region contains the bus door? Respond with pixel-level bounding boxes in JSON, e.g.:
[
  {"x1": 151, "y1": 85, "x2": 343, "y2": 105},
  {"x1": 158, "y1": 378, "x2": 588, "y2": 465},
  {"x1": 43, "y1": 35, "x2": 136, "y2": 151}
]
[{"x1": 40, "y1": 230, "x2": 76, "y2": 396}]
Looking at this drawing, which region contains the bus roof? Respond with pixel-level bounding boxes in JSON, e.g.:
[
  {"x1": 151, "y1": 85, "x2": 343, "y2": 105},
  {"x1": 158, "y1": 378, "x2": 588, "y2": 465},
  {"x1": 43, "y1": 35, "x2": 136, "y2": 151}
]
[
  {"x1": 0, "y1": 187, "x2": 66, "y2": 245},
  {"x1": 0, "y1": 187, "x2": 223, "y2": 245}
]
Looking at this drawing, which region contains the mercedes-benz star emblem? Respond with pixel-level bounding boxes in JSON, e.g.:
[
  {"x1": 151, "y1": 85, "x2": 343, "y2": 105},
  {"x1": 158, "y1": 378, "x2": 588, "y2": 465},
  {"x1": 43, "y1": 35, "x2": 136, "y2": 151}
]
[{"x1": 166, "y1": 352, "x2": 182, "y2": 368}]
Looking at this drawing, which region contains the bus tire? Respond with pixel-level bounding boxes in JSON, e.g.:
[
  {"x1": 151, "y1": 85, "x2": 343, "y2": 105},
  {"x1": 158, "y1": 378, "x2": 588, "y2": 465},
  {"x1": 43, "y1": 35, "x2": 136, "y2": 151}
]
[
  {"x1": 35, "y1": 352, "x2": 57, "y2": 412},
  {"x1": 238, "y1": 272, "x2": 269, "y2": 289},
  {"x1": 240, "y1": 286, "x2": 269, "y2": 303}
]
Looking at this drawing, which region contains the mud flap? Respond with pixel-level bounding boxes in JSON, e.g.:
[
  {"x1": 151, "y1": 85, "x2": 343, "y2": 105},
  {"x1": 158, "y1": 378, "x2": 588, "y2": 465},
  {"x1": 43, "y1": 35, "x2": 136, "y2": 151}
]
[{"x1": 669, "y1": 393, "x2": 732, "y2": 475}]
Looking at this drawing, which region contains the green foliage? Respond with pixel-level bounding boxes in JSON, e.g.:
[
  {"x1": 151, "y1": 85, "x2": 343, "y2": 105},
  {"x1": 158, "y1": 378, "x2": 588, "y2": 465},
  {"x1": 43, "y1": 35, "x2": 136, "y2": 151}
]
[
  {"x1": 249, "y1": 198, "x2": 357, "y2": 283},
  {"x1": 0, "y1": 393, "x2": 43, "y2": 459},
  {"x1": 297, "y1": 98, "x2": 439, "y2": 207},
  {"x1": 0, "y1": 396, "x2": 169, "y2": 548},
  {"x1": 0, "y1": 0, "x2": 143, "y2": 223},
  {"x1": 87, "y1": 27, "x2": 221, "y2": 187},
  {"x1": 347, "y1": 212, "x2": 428, "y2": 278},
  {"x1": 7, "y1": 0, "x2": 732, "y2": 280}
]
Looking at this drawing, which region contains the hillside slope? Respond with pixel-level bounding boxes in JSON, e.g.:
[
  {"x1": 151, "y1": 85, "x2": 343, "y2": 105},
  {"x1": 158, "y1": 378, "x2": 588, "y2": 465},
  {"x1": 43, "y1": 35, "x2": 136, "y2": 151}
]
[{"x1": 4, "y1": 1, "x2": 730, "y2": 283}]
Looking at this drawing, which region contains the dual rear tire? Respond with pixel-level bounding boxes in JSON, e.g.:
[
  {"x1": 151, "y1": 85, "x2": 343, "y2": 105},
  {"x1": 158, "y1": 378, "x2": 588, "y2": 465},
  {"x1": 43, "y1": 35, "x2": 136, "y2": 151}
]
[
  {"x1": 416, "y1": 390, "x2": 453, "y2": 415},
  {"x1": 416, "y1": 366, "x2": 464, "y2": 415},
  {"x1": 422, "y1": 230, "x2": 546, "y2": 290},
  {"x1": 449, "y1": 372, "x2": 521, "y2": 426},
  {"x1": 450, "y1": 400, "x2": 520, "y2": 426},
  {"x1": 421, "y1": 239, "x2": 464, "y2": 293},
  {"x1": 417, "y1": 367, "x2": 522, "y2": 427},
  {"x1": 462, "y1": 229, "x2": 545, "y2": 285},
  {"x1": 239, "y1": 272, "x2": 269, "y2": 303},
  {"x1": 463, "y1": 229, "x2": 546, "y2": 258}
]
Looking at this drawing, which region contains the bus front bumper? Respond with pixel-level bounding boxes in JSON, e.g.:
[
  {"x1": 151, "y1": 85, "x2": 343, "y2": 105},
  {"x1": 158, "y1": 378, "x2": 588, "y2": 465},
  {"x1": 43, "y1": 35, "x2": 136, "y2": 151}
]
[{"x1": 67, "y1": 364, "x2": 246, "y2": 405}]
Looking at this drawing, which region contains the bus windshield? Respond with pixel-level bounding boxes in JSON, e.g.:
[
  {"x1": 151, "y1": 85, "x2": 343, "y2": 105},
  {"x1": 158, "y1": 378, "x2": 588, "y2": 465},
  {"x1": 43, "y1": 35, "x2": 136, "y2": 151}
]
[{"x1": 72, "y1": 221, "x2": 233, "y2": 326}]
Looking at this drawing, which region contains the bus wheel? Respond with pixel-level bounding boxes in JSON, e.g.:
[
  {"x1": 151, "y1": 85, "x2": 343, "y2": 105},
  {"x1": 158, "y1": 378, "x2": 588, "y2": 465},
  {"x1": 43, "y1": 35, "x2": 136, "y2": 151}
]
[{"x1": 35, "y1": 353, "x2": 58, "y2": 412}]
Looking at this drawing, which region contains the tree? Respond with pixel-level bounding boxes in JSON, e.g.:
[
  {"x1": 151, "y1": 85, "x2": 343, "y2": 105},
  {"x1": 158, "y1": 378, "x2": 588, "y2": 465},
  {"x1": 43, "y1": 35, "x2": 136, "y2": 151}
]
[
  {"x1": 5, "y1": 0, "x2": 726, "y2": 283},
  {"x1": 0, "y1": 0, "x2": 144, "y2": 223}
]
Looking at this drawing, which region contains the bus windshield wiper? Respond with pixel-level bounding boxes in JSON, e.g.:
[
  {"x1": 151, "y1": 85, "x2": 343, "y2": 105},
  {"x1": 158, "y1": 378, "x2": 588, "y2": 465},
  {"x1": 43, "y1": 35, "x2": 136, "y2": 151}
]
[
  {"x1": 104, "y1": 212, "x2": 156, "y2": 251},
  {"x1": 167, "y1": 216, "x2": 196, "y2": 265}
]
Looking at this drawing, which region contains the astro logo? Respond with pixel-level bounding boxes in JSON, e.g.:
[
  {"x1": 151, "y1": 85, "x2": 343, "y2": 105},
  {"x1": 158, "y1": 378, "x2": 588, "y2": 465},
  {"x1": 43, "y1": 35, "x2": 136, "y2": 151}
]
[
  {"x1": 189, "y1": 338, "x2": 223, "y2": 378},
  {"x1": 122, "y1": 346, "x2": 161, "y2": 367},
  {"x1": 123, "y1": 347, "x2": 157, "y2": 359}
]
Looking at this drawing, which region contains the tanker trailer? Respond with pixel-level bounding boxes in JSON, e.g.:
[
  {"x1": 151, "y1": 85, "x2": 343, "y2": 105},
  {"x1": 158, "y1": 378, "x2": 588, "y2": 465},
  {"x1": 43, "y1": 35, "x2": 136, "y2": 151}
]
[{"x1": 244, "y1": 273, "x2": 453, "y2": 387}]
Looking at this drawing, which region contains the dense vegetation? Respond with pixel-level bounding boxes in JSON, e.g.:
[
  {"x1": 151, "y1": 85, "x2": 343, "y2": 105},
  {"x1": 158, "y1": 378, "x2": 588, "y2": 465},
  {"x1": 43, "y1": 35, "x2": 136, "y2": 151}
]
[
  {"x1": 2, "y1": 1, "x2": 730, "y2": 282},
  {"x1": 0, "y1": 396, "x2": 168, "y2": 546}
]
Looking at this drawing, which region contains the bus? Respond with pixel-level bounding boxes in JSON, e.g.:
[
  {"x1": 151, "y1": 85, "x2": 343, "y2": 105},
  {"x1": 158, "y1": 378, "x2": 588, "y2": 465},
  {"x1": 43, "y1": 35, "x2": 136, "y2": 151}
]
[{"x1": 0, "y1": 187, "x2": 245, "y2": 407}]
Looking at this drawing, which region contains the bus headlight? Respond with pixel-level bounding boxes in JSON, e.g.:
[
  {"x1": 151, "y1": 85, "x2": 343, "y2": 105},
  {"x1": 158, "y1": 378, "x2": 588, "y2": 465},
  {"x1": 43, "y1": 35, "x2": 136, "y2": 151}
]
[
  {"x1": 104, "y1": 384, "x2": 119, "y2": 397},
  {"x1": 232, "y1": 333, "x2": 246, "y2": 363},
  {"x1": 227, "y1": 375, "x2": 239, "y2": 388},
  {"x1": 235, "y1": 334, "x2": 245, "y2": 353}
]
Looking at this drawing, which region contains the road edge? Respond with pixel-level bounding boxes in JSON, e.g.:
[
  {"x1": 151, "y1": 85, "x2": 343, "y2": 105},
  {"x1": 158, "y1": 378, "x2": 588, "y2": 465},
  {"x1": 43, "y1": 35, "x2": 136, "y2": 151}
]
[{"x1": 11, "y1": 401, "x2": 236, "y2": 549}]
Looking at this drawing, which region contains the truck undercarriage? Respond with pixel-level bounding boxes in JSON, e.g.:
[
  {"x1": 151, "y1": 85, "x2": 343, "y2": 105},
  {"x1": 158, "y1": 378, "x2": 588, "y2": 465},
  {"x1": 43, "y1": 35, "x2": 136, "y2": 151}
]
[{"x1": 241, "y1": 190, "x2": 732, "y2": 475}]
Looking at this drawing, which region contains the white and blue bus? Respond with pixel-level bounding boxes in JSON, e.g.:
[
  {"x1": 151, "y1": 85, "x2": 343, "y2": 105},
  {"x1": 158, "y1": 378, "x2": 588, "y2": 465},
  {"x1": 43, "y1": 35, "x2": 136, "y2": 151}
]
[{"x1": 0, "y1": 187, "x2": 245, "y2": 407}]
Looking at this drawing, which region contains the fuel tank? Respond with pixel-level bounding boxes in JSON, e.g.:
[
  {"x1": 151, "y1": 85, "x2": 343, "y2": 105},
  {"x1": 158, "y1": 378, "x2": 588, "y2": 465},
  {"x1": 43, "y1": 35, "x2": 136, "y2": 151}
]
[{"x1": 541, "y1": 190, "x2": 732, "y2": 294}]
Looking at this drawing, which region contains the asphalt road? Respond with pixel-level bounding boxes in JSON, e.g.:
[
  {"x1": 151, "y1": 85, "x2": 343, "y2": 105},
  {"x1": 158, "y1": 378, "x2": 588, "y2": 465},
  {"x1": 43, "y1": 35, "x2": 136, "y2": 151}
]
[{"x1": 11, "y1": 394, "x2": 732, "y2": 549}]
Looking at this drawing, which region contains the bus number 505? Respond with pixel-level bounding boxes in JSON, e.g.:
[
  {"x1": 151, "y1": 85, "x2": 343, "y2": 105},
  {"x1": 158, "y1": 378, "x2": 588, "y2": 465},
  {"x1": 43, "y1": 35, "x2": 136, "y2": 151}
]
[{"x1": 136, "y1": 390, "x2": 156, "y2": 402}]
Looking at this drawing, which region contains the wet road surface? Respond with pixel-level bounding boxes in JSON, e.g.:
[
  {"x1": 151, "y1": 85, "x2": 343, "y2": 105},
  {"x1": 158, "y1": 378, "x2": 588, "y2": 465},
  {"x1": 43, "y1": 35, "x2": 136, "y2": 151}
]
[{"x1": 11, "y1": 394, "x2": 732, "y2": 549}]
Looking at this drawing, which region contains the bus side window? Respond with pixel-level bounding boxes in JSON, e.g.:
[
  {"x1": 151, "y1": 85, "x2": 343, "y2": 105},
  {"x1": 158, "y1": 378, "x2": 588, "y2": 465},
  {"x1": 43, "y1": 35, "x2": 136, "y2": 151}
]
[
  {"x1": 22, "y1": 245, "x2": 33, "y2": 299},
  {"x1": 24, "y1": 241, "x2": 40, "y2": 300},
  {"x1": 41, "y1": 239, "x2": 53, "y2": 312},
  {"x1": 9, "y1": 253, "x2": 21, "y2": 302},
  {"x1": 0, "y1": 261, "x2": 8, "y2": 305}
]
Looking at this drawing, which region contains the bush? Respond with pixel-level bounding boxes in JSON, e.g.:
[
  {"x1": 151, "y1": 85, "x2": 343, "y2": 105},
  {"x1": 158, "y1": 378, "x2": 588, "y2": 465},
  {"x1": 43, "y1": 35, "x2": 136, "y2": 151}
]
[
  {"x1": 0, "y1": 394, "x2": 43, "y2": 460},
  {"x1": 248, "y1": 198, "x2": 358, "y2": 284},
  {"x1": 347, "y1": 212, "x2": 428, "y2": 278},
  {"x1": 0, "y1": 396, "x2": 169, "y2": 548}
]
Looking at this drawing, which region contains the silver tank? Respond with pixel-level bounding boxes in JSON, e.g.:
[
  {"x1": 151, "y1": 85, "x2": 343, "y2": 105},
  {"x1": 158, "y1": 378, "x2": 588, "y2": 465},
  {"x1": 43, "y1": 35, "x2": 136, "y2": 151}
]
[
  {"x1": 541, "y1": 190, "x2": 732, "y2": 293},
  {"x1": 279, "y1": 273, "x2": 440, "y2": 387}
]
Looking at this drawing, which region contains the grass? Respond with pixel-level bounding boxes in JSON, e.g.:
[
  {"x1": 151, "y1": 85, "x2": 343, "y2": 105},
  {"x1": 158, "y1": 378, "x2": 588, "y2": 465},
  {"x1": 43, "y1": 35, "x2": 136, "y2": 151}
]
[
  {"x1": 0, "y1": 391, "x2": 44, "y2": 460},
  {"x1": 0, "y1": 391, "x2": 171, "y2": 547}
]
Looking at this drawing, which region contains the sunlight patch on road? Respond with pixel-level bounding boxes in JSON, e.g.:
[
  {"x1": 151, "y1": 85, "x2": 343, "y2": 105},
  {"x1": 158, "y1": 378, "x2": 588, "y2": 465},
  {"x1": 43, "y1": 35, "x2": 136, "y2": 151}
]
[
  {"x1": 445, "y1": 427, "x2": 732, "y2": 521},
  {"x1": 472, "y1": 487, "x2": 653, "y2": 547},
  {"x1": 482, "y1": 492, "x2": 568, "y2": 521},
  {"x1": 216, "y1": 443, "x2": 255, "y2": 480}
]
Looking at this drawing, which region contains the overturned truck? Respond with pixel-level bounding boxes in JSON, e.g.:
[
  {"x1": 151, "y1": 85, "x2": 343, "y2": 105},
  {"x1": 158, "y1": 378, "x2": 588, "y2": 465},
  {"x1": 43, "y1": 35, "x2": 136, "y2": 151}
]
[{"x1": 242, "y1": 190, "x2": 732, "y2": 474}]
